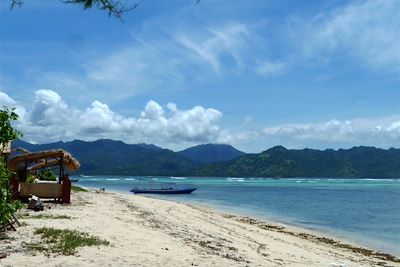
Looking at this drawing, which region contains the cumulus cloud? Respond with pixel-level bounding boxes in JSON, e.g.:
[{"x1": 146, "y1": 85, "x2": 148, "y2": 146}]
[
  {"x1": 0, "y1": 91, "x2": 16, "y2": 106},
  {"x1": 0, "y1": 91, "x2": 28, "y2": 126},
  {"x1": 1, "y1": 90, "x2": 224, "y2": 146},
  {"x1": 2, "y1": 90, "x2": 399, "y2": 150},
  {"x1": 30, "y1": 89, "x2": 70, "y2": 126},
  {"x1": 262, "y1": 116, "x2": 400, "y2": 147}
]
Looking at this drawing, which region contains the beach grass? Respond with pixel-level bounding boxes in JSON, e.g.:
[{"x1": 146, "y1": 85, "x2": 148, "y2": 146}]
[
  {"x1": 21, "y1": 214, "x2": 72, "y2": 220},
  {"x1": 71, "y1": 185, "x2": 87, "y2": 192},
  {"x1": 31, "y1": 227, "x2": 109, "y2": 255}
]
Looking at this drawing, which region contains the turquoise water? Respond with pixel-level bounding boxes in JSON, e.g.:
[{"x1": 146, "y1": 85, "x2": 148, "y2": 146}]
[{"x1": 74, "y1": 176, "x2": 400, "y2": 256}]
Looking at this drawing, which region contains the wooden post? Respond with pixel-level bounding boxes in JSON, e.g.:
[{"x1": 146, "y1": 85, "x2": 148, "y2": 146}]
[
  {"x1": 61, "y1": 175, "x2": 71, "y2": 204},
  {"x1": 9, "y1": 174, "x2": 20, "y2": 201},
  {"x1": 59, "y1": 153, "x2": 64, "y2": 184}
]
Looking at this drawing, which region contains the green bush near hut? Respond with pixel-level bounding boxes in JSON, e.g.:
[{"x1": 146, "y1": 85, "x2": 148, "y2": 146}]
[
  {"x1": 0, "y1": 107, "x2": 23, "y2": 228},
  {"x1": 71, "y1": 185, "x2": 87, "y2": 192},
  {"x1": 38, "y1": 168, "x2": 57, "y2": 181}
]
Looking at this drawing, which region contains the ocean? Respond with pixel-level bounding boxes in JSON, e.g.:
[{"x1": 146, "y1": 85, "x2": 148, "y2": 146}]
[{"x1": 73, "y1": 176, "x2": 400, "y2": 256}]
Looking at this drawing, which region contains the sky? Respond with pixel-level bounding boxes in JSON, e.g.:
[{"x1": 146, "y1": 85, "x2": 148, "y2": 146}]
[{"x1": 0, "y1": 0, "x2": 399, "y2": 152}]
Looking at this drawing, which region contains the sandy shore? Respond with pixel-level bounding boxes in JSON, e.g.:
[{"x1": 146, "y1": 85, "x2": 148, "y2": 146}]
[{"x1": 1, "y1": 189, "x2": 399, "y2": 267}]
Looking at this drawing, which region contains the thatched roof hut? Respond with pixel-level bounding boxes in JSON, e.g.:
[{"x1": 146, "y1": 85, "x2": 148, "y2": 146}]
[{"x1": 7, "y1": 149, "x2": 80, "y2": 172}]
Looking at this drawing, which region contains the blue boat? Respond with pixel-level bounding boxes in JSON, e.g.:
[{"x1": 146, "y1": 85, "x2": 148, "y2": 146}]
[{"x1": 130, "y1": 181, "x2": 197, "y2": 194}]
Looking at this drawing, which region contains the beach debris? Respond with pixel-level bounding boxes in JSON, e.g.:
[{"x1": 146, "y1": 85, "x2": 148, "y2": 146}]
[
  {"x1": 330, "y1": 263, "x2": 348, "y2": 267},
  {"x1": 27, "y1": 195, "x2": 44, "y2": 211}
]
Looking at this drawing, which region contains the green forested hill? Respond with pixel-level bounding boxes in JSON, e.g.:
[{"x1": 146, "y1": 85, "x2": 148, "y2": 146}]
[
  {"x1": 189, "y1": 146, "x2": 400, "y2": 178},
  {"x1": 12, "y1": 139, "x2": 196, "y2": 175},
  {"x1": 178, "y1": 143, "x2": 245, "y2": 164},
  {"x1": 11, "y1": 140, "x2": 400, "y2": 178},
  {"x1": 11, "y1": 140, "x2": 241, "y2": 175}
]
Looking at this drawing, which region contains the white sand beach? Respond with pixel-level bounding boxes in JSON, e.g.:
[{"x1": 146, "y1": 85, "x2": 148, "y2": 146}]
[{"x1": 1, "y1": 189, "x2": 399, "y2": 267}]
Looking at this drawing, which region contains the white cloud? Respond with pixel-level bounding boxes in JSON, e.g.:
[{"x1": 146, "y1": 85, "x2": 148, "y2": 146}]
[
  {"x1": 262, "y1": 116, "x2": 400, "y2": 147},
  {"x1": 0, "y1": 91, "x2": 28, "y2": 126},
  {"x1": 84, "y1": 22, "x2": 249, "y2": 100},
  {"x1": 255, "y1": 61, "x2": 287, "y2": 76},
  {"x1": 80, "y1": 20, "x2": 273, "y2": 102},
  {"x1": 176, "y1": 22, "x2": 251, "y2": 73},
  {"x1": 301, "y1": 0, "x2": 400, "y2": 72},
  {"x1": 2, "y1": 90, "x2": 399, "y2": 150},
  {"x1": 2, "y1": 90, "x2": 225, "y2": 146},
  {"x1": 0, "y1": 91, "x2": 16, "y2": 106},
  {"x1": 30, "y1": 89, "x2": 70, "y2": 126}
]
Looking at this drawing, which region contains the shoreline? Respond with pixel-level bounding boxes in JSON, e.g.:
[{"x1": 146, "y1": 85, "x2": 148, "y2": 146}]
[
  {"x1": 150, "y1": 197, "x2": 400, "y2": 262},
  {"x1": 1, "y1": 189, "x2": 399, "y2": 266},
  {"x1": 93, "y1": 185, "x2": 399, "y2": 257}
]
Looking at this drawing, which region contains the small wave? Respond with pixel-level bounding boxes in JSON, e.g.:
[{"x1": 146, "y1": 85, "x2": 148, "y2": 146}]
[
  {"x1": 106, "y1": 178, "x2": 120, "y2": 181},
  {"x1": 170, "y1": 177, "x2": 187, "y2": 180},
  {"x1": 90, "y1": 178, "x2": 98, "y2": 181},
  {"x1": 363, "y1": 178, "x2": 396, "y2": 182},
  {"x1": 124, "y1": 178, "x2": 135, "y2": 181},
  {"x1": 227, "y1": 178, "x2": 245, "y2": 182},
  {"x1": 296, "y1": 180, "x2": 302, "y2": 183},
  {"x1": 152, "y1": 178, "x2": 158, "y2": 180}
]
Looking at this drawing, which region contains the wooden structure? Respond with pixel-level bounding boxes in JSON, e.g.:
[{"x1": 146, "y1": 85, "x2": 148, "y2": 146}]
[
  {"x1": 7, "y1": 149, "x2": 80, "y2": 203},
  {"x1": 0, "y1": 141, "x2": 11, "y2": 163},
  {"x1": 0, "y1": 141, "x2": 11, "y2": 155}
]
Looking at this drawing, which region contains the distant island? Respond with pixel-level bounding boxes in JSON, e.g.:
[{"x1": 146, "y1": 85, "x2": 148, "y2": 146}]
[{"x1": 12, "y1": 140, "x2": 400, "y2": 178}]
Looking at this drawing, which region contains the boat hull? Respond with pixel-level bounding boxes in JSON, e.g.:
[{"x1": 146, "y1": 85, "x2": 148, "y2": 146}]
[{"x1": 130, "y1": 188, "x2": 196, "y2": 194}]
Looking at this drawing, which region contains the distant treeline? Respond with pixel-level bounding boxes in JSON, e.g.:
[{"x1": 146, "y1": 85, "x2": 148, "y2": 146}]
[{"x1": 12, "y1": 140, "x2": 400, "y2": 178}]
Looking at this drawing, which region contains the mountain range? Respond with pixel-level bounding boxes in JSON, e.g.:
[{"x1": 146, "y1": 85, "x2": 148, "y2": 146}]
[
  {"x1": 190, "y1": 145, "x2": 400, "y2": 178},
  {"x1": 11, "y1": 140, "x2": 400, "y2": 178},
  {"x1": 11, "y1": 139, "x2": 244, "y2": 176}
]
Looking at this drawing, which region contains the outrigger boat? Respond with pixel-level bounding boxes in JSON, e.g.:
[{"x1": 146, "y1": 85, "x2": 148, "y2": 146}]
[{"x1": 130, "y1": 181, "x2": 196, "y2": 194}]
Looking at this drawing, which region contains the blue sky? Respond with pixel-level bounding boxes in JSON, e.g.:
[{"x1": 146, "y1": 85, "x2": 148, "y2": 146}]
[{"x1": 0, "y1": 0, "x2": 399, "y2": 152}]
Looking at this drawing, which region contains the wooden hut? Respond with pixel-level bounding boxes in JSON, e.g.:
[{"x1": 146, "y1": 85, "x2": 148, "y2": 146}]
[{"x1": 7, "y1": 149, "x2": 80, "y2": 203}]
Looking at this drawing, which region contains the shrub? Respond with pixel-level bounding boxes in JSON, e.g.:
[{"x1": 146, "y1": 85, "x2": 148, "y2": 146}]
[
  {"x1": 0, "y1": 107, "x2": 23, "y2": 228},
  {"x1": 33, "y1": 227, "x2": 109, "y2": 255},
  {"x1": 38, "y1": 168, "x2": 57, "y2": 181}
]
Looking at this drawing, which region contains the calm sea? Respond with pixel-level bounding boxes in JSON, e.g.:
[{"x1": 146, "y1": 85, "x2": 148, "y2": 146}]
[{"x1": 73, "y1": 176, "x2": 400, "y2": 256}]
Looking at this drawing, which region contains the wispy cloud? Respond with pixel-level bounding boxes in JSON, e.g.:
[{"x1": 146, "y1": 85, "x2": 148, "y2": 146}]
[
  {"x1": 255, "y1": 61, "x2": 287, "y2": 76},
  {"x1": 175, "y1": 22, "x2": 251, "y2": 74},
  {"x1": 33, "y1": 19, "x2": 280, "y2": 104},
  {"x1": 298, "y1": 0, "x2": 400, "y2": 73}
]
